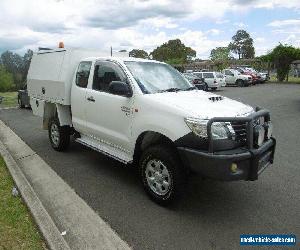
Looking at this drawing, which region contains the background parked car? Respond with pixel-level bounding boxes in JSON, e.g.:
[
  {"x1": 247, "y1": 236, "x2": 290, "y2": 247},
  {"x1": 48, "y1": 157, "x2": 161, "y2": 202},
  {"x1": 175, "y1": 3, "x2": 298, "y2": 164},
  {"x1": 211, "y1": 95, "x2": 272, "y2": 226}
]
[
  {"x1": 216, "y1": 72, "x2": 226, "y2": 87},
  {"x1": 193, "y1": 71, "x2": 223, "y2": 91},
  {"x1": 18, "y1": 83, "x2": 31, "y2": 108},
  {"x1": 222, "y1": 69, "x2": 251, "y2": 87},
  {"x1": 259, "y1": 72, "x2": 269, "y2": 82},
  {"x1": 235, "y1": 67, "x2": 260, "y2": 84},
  {"x1": 183, "y1": 73, "x2": 205, "y2": 90}
]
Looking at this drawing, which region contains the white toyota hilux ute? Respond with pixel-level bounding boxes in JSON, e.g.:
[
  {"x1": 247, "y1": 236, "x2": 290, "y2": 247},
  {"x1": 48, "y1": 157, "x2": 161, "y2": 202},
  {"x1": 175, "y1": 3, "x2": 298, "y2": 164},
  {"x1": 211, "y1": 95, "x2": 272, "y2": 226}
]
[
  {"x1": 223, "y1": 69, "x2": 252, "y2": 87},
  {"x1": 27, "y1": 48, "x2": 276, "y2": 205}
]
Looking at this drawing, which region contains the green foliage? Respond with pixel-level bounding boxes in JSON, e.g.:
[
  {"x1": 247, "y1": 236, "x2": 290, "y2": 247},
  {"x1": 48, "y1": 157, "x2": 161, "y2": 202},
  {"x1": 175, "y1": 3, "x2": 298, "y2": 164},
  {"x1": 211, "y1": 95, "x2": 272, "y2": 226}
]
[
  {"x1": 165, "y1": 58, "x2": 186, "y2": 65},
  {"x1": 214, "y1": 61, "x2": 230, "y2": 71},
  {"x1": 150, "y1": 39, "x2": 196, "y2": 64},
  {"x1": 0, "y1": 65, "x2": 14, "y2": 92},
  {"x1": 229, "y1": 30, "x2": 255, "y2": 59},
  {"x1": 0, "y1": 92, "x2": 17, "y2": 108},
  {"x1": 263, "y1": 44, "x2": 300, "y2": 82},
  {"x1": 210, "y1": 47, "x2": 231, "y2": 61},
  {"x1": 0, "y1": 49, "x2": 33, "y2": 89},
  {"x1": 129, "y1": 49, "x2": 149, "y2": 59},
  {"x1": 0, "y1": 157, "x2": 45, "y2": 249}
]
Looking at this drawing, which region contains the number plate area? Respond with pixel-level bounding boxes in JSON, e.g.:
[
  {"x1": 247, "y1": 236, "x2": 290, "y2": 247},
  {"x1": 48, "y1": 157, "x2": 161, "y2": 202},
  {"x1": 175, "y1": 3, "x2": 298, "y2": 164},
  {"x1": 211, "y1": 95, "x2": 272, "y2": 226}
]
[{"x1": 258, "y1": 150, "x2": 273, "y2": 174}]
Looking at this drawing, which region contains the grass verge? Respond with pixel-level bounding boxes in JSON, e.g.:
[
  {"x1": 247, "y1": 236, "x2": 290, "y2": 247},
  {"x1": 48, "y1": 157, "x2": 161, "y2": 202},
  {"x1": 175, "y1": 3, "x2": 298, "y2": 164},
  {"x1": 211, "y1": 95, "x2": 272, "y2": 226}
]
[
  {"x1": 0, "y1": 92, "x2": 18, "y2": 108},
  {"x1": 0, "y1": 156, "x2": 46, "y2": 250},
  {"x1": 269, "y1": 75, "x2": 300, "y2": 84}
]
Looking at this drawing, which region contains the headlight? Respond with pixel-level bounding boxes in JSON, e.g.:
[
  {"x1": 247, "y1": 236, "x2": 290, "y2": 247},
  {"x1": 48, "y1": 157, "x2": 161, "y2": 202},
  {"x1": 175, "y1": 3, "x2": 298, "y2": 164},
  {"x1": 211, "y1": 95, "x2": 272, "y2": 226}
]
[
  {"x1": 267, "y1": 121, "x2": 273, "y2": 139},
  {"x1": 184, "y1": 118, "x2": 208, "y2": 138},
  {"x1": 254, "y1": 125, "x2": 265, "y2": 147},
  {"x1": 184, "y1": 118, "x2": 231, "y2": 140},
  {"x1": 211, "y1": 122, "x2": 230, "y2": 140}
]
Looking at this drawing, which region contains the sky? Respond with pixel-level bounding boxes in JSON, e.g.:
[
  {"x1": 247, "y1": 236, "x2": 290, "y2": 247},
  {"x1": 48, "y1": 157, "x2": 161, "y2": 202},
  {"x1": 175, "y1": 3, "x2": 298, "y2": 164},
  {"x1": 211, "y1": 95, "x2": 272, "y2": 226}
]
[{"x1": 0, "y1": 0, "x2": 299, "y2": 59}]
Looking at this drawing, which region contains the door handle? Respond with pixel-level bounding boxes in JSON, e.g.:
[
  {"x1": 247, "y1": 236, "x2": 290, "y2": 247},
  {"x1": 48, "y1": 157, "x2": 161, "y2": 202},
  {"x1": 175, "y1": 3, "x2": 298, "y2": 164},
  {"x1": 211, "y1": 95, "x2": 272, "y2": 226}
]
[{"x1": 87, "y1": 96, "x2": 95, "y2": 102}]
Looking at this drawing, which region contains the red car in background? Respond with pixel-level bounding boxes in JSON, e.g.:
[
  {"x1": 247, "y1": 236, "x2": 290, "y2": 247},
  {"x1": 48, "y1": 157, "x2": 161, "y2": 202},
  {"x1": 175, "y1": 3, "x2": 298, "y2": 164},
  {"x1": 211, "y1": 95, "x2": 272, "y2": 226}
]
[{"x1": 235, "y1": 67, "x2": 261, "y2": 84}]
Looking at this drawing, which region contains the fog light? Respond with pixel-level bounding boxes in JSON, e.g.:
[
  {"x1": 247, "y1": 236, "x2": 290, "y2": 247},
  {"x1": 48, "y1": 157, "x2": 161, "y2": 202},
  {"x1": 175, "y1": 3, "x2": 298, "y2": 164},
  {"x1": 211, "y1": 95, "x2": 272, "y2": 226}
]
[{"x1": 230, "y1": 163, "x2": 238, "y2": 173}]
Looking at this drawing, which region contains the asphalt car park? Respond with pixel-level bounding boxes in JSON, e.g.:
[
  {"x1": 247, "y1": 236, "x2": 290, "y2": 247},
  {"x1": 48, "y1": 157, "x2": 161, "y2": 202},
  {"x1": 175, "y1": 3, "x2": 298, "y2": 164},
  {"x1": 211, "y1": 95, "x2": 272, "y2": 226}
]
[{"x1": 0, "y1": 84, "x2": 299, "y2": 249}]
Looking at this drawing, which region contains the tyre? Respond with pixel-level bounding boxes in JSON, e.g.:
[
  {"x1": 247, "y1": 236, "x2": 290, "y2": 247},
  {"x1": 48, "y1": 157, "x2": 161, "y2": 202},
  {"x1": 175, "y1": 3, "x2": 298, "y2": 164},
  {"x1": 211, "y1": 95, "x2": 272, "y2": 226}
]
[
  {"x1": 48, "y1": 118, "x2": 70, "y2": 151},
  {"x1": 204, "y1": 83, "x2": 209, "y2": 91},
  {"x1": 18, "y1": 97, "x2": 25, "y2": 108},
  {"x1": 140, "y1": 145, "x2": 187, "y2": 205},
  {"x1": 236, "y1": 79, "x2": 244, "y2": 87}
]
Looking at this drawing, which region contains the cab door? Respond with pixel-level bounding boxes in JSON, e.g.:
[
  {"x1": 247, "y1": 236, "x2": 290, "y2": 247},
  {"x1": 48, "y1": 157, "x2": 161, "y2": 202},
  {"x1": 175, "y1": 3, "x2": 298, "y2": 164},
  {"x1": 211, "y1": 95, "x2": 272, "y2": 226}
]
[
  {"x1": 85, "y1": 60, "x2": 134, "y2": 152},
  {"x1": 71, "y1": 61, "x2": 92, "y2": 133},
  {"x1": 224, "y1": 69, "x2": 235, "y2": 84}
]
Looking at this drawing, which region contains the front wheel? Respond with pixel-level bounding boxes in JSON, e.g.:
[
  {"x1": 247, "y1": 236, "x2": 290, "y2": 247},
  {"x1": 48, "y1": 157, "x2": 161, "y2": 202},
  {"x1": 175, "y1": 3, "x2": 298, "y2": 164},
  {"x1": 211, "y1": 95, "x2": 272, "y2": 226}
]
[
  {"x1": 236, "y1": 79, "x2": 244, "y2": 87},
  {"x1": 140, "y1": 145, "x2": 187, "y2": 205},
  {"x1": 204, "y1": 83, "x2": 209, "y2": 91},
  {"x1": 48, "y1": 118, "x2": 70, "y2": 151}
]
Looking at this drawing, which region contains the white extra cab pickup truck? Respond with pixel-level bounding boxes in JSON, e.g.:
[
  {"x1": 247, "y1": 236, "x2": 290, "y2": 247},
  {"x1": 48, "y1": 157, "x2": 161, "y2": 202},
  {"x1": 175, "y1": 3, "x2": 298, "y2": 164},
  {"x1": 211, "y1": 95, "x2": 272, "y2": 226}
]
[{"x1": 27, "y1": 47, "x2": 276, "y2": 205}]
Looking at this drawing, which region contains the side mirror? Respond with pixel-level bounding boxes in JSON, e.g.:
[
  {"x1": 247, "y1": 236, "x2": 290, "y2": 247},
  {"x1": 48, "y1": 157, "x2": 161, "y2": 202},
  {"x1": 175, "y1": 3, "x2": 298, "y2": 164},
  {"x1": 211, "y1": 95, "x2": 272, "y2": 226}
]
[
  {"x1": 109, "y1": 81, "x2": 132, "y2": 97},
  {"x1": 201, "y1": 78, "x2": 205, "y2": 82}
]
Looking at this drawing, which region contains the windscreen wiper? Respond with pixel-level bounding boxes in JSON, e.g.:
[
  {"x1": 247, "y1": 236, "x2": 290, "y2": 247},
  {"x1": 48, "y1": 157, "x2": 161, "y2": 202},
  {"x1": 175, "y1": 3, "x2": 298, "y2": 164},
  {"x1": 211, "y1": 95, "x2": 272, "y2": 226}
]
[
  {"x1": 159, "y1": 87, "x2": 182, "y2": 93},
  {"x1": 183, "y1": 86, "x2": 197, "y2": 91}
]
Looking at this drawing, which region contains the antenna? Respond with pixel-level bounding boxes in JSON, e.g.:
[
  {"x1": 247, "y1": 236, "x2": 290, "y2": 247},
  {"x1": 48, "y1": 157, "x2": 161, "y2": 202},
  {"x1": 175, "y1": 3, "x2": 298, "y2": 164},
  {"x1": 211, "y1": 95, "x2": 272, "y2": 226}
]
[{"x1": 110, "y1": 46, "x2": 112, "y2": 56}]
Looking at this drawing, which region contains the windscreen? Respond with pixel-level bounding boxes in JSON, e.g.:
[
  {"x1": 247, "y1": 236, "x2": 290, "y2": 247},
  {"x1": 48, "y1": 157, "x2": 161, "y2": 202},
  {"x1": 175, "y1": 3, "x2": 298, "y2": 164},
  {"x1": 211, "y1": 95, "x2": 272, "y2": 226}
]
[
  {"x1": 125, "y1": 61, "x2": 192, "y2": 94},
  {"x1": 203, "y1": 73, "x2": 214, "y2": 78}
]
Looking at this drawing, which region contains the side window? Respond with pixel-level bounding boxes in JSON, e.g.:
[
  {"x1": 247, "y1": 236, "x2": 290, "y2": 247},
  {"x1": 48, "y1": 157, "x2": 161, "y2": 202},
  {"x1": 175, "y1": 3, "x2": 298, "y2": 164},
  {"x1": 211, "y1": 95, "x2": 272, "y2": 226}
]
[
  {"x1": 195, "y1": 73, "x2": 202, "y2": 78},
  {"x1": 92, "y1": 61, "x2": 127, "y2": 93},
  {"x1": 76, "y1": 61, "x2": 92, "y2": 88}
]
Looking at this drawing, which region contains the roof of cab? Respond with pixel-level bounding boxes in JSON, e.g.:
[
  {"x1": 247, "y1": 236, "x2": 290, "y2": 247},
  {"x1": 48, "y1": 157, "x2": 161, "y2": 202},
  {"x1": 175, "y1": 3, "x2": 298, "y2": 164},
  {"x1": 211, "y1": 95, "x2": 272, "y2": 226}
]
[{"x1": 82, "y1": 56, "x2": 164, "y2": 64}]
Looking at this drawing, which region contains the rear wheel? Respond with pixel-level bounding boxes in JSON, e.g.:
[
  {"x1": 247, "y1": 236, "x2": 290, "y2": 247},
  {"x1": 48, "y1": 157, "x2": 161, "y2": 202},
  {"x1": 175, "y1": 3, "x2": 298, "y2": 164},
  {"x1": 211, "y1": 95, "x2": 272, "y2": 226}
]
[
  {"x1": 140, "y1": 145, "x2": 187, "y2": 205},
  {"x1": 18, "y1": 96, "x2": 25, "y2": 108},
  {"x1": 48, "y1": 118, "x2": 70, "y2": 151}
]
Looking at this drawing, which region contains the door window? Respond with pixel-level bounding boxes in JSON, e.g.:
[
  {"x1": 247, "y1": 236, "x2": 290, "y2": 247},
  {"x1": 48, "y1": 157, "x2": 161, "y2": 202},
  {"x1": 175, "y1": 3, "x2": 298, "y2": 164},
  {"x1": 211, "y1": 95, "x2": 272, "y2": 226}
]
[
  {"x1": 92, "y1": 61, "x2": 127, "y2": 93},
  {"x1": 76, "y1": 61, "x2": 92, "y2": 88},
  {"x1": 194, "y1": 72, "x2": 202, "y2": 78}
]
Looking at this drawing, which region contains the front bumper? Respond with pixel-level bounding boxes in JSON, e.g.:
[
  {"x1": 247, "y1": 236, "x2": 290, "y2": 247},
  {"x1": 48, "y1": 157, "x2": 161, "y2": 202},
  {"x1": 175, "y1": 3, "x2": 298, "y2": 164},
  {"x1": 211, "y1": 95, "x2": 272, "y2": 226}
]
[{"x1": 178, "y1": 137, "x2": 276, "y2": 181}]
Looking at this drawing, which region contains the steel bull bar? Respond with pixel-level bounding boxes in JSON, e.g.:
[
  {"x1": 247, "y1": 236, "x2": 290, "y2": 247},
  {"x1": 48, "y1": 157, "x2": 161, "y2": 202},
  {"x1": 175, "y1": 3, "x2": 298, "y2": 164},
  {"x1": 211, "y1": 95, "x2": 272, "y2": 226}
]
[{"x1": 206, "y1": 107, "x2": 276, "y2": 180}]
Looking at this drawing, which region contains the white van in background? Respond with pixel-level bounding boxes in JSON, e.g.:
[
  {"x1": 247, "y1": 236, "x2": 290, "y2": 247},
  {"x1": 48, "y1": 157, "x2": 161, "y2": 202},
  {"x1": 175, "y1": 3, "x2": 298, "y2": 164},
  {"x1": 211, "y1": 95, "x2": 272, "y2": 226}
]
[{"x1": 193, "y1": 72, "x2": 225, "y2": 91}]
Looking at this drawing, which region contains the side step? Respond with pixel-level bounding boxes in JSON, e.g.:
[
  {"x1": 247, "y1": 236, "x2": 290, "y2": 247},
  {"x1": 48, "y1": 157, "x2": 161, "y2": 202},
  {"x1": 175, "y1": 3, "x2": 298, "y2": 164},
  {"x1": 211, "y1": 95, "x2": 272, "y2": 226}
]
[{"x1": 75, "y1": 135, "x2": 132, "y2": 164}]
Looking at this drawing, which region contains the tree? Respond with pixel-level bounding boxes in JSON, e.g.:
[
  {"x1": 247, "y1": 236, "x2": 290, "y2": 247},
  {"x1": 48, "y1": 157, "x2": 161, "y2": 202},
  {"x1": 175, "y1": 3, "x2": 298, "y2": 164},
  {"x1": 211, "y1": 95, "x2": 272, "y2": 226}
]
[
  {"x1": 263, "y1": 44, "x2": 300, "y2": 82},
  {"x1": 129, "y1": 49, "x2": 149, "y2": 59},
  {"x1": 1, "y1": 51, "x2": 23, "y2": 88},
  {"x1": 229, "y1": 30, "x2": 255, "y2": 59},
  {"x1": 210, "y1": 47, "x2": 231, "y2": 61},
  {"x1": 0, "y1": 65, "x2": 14, "y2": 92},
  {"x1": 150, "y1": 39, "x2": 196, "y2": 64},
  {"x1": 0, "y1": 49, "x2": 33, "y2": 89},
  {"x1": 22, "y1": 49, "x2": 33, "y2": 82}
]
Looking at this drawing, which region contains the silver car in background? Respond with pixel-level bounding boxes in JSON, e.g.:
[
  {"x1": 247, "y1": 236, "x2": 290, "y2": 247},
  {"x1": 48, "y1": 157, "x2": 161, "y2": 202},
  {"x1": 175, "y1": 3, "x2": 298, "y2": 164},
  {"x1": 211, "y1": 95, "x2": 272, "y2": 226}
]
[
  {"x1": 182, "y1": 73, "x2": 206, "y2": 90},
  {"x1": 193, "y1": 71, "x2": 225, "y2": 91}
]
